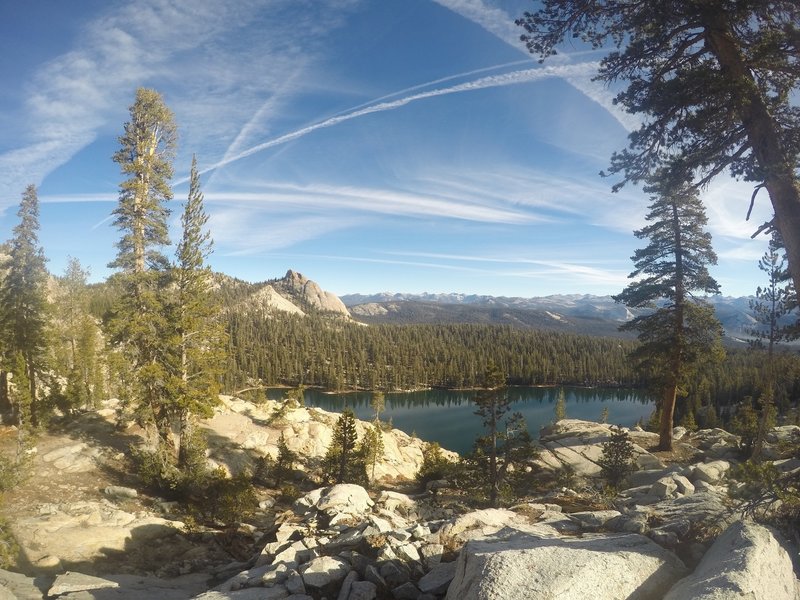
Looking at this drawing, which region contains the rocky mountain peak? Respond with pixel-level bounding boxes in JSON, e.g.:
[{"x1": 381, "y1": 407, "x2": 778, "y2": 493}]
[{"x1": 276, "y1": 269, "x2": 350, "y2": 318}]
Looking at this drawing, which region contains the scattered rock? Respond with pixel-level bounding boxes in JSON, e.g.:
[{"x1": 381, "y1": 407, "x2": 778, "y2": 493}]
[
  {"x1": 691, "y1": 460, "x2": 731, "y2": 485},
  {"x1": 104, "y1": 486, "x2": 138, "y2": 500},
  {"x1": 300, "y1": 556, "x2": 350, "y2": 591},
  {"x1": 48, "y1": 572, "x2": 119, "y2": 596},
  {"x1": 0, "y1": 568, "x2": 47, "y2": 600},
  {"x1": 418, "y1": 561, "x2": 457, "y2": 595}
]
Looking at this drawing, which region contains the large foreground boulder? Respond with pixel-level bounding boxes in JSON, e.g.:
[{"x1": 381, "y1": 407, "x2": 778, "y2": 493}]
[
  {"x1": 664, "y1": 521, "x2": 800, "y2": 600},
  {"x1": 445, "y1": 529, "x2": 687, "y2": 600}
]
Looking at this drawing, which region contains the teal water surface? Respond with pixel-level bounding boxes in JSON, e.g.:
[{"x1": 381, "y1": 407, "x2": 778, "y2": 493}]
[{"x1": 267, "y1": 387, "x2": 654, "y2": 455}]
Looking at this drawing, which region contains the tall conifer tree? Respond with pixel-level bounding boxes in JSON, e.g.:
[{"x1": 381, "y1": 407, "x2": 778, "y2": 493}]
[
  {"x1": 615, "y1": 167, "x2": 724, "y2": 450},
  {"x1": 749, "y1": 231, "x2": 796, "y2": 356},
  {"x1": 0, "y1": 185, "x2": 49, "y2": 427},
  {"x1": 108, "y1": 88, "x2": 176, "y2": 455},
  {"x1": 56, "y1": 258, "x2": 105, "y2": 411},
  {"x1": 473, "y1": 364, "x2": 507, "y2": 507},
  {"x1": 171, "y1": 155, "x2": 226, "y2": 467}
]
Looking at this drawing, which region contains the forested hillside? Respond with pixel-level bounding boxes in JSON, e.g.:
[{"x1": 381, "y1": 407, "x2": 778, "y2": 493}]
[{"x1": 225, "y1": 312, "x2": 641, "y2": 391}]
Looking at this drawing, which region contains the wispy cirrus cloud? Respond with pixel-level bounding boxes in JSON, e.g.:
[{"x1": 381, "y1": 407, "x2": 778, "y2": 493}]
[
  {"x1": 433, "y1": 0, "x2": 639, "y2": 131},
  {"x1": 432, "y1": 0, "x2": 528, "y2": 50},
  {"x1": 0, "y1": 0, "x2": 356, "y2": 211},
  {"x1": 0, "y1": 0, "x2": 268, "y2": 205},
  {"x1": 194, "y1": 62, "x2": 601, "y2": 178},
  {"x1": 265, "y1": 249, "x2": 629, "y2": 287},
  {"x1": 202, "y1": 182, "x2": 539, "y2": 225},
  {"x1": 210, "y1": 212, "x2": 364, "y2": 256},
  {"x1": 411, "y1": 167, "x2": 647, "y2": 233}
]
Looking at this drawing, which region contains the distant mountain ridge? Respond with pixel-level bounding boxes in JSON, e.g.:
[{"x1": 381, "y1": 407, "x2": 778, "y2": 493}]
[
  {"x1": 217, "y1": 270, "x2": 763, "y2": 343},
  {"x1": 341, "y1": 291, "x2": 759, "y2": 342}
]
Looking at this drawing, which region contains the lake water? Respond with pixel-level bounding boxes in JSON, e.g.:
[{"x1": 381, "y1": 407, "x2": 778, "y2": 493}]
[{"x1": 266, "y1": 387, "x2": 655, "y2": 455}]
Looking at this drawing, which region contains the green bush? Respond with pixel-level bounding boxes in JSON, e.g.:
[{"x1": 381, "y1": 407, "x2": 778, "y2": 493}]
[
  {"x1": 274, "y1": 433, "x2": 298, "y2": 487},
  {"x1": 130, "y1": 443, "x2": 182, "y2": 494},
  {"x1": 598, "y1": 427, "x2": 636, "y2": 490},
  {"x1": 730, "y1": 453, "x2": 800, "y2": 536},
  {"x1": 0, "y1": 452, "x2": 27, "y2": 492},
  {"x1": 131, "y1": 434, "x2": 258, "y2": 527},
  {"x1": 252, "y1": 454, "x2": 275, "y2": 487},
  {"x1": 201, "y1": 469, "x2": 259, "y2": 526},
  {"x1": 416, "y1": 441, "x2": 455, "y2": 486},
  {"x1": 280, "y1": 483, "x2": 300, "y2": 503},
  {"x1": 0, "y1": 518, "x2": 19, "y2": 568}
]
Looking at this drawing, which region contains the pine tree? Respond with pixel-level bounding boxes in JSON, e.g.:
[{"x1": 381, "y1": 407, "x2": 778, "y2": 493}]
[
  {"x1": 360, "y1": 423, "x2": 384, "y2": 484},
  {"x1": 274, "y1": 432, "x2": 297, "y2": 487},
  {"x1": 323, "y1": 409, "x2": 364, "y2": 484},
  {"x1": 615, "y1": 167, "x2": 725, "y2": 451},
  {"x1": 598, "y1": 427, "x2": 636, "y2": 490},
  {"x1": 473, "y1": 363, "x2": 507, "y2": 507},
  {"x1": 553, "y1": 388, "x2": 567, "y2": 422},
  {"x1": 749, "y1": 230, "x2": 796, "y2": 355},
  {"x1": 471, "y1": 364, "x2": 536, "y2": 506},
  {"x1": 56, "y1": 258, "x2": 104, "y2": 411},
  {"x1": 171, "y1": 155, "x2": 226, "y2": 468},
  {"x1": 0, "y1": 185, "x2": 50, "y2": 427},
  {"x1": 108, "y1": 88, "x2": 176, "y2": 465},
  {"x1": 370, "y1": 391, "x2": 385, "y2": 424},
  {"x1": 748, "y1": 230, "x2": 796, "y2": 458}
]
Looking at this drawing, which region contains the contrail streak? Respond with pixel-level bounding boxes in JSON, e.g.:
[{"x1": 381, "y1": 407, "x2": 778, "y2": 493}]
[{"x1": 191, "y1": 62, "x2": 597, "y2": 180}]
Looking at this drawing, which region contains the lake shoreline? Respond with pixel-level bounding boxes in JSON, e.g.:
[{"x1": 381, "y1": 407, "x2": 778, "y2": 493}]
[{"x1": 278, "y1": 386, "x2": 655, "y2": 455}]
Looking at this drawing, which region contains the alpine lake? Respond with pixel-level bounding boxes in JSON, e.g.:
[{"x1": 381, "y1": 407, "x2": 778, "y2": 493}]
[{"x1": 265, "y1": 387, "x2": 655, "y2": 455}]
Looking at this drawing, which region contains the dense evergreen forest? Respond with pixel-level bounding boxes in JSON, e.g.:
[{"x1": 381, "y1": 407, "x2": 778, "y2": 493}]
[{"x1": 225, "y1": 312, "x2": 641, "y2": 391}]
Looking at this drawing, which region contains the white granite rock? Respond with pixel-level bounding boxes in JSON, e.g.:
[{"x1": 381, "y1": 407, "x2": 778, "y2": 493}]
[
  {"x1": 664, "y1": 521, "x2": 800, "y2": 600},
  {"x1": 445, "y1": 530, "x2": 687, "y2": 600}
]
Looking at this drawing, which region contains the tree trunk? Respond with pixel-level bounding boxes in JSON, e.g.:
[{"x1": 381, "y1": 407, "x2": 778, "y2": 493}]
[
  {"x1": 658, "y1": 383, "x2": 677, "y2": 451},
  {"x1": 0, "y1": 371, "x2": 11, "y2": 422},
  {"x1": 27, "y1": 356, "x2": 38, "y2": 429},
  {"x1": 489, "y1": 404, "x2": 498, "y2": 508},
  {"x1": 177, "y1": 411, "x2": 192, "y2": 469},
  {"x1": 703, "y1": 14, "x2": 800, "y2": 297}
]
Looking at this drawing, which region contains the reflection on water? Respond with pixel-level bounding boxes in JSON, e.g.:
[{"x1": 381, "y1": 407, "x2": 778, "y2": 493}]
[{"x1": 266, "y1": 387, "x2": 655, "y2": 456}]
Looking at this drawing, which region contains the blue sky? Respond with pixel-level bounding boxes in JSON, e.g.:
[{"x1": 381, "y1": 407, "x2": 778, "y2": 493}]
[{"x1": 0, "y1": 0, "x2": 773, "y2": 297}]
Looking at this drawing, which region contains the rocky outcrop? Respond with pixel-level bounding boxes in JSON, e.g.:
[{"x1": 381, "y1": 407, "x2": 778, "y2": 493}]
[
  {"x1": 536, "y1": 419, "x2": 664, "y2": 477},
  {"x1": 10, "y1": 500, "x2": 184, "y2": 569},
  {"x1": 230, "y1": 270, "x2": 350, "y2": 319},
  {"x1": 349, "y1": 303, "x2": 390, "y2": 317},
  {"x1": 275, "y1": 270, "x2": 350, "y2": 318},
  {"x1": 201, "y1": 396, "x2": 455, "y2": 481},
  {"x1": 664, "y1": 521, "x2": 800, "y2": 600}
]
